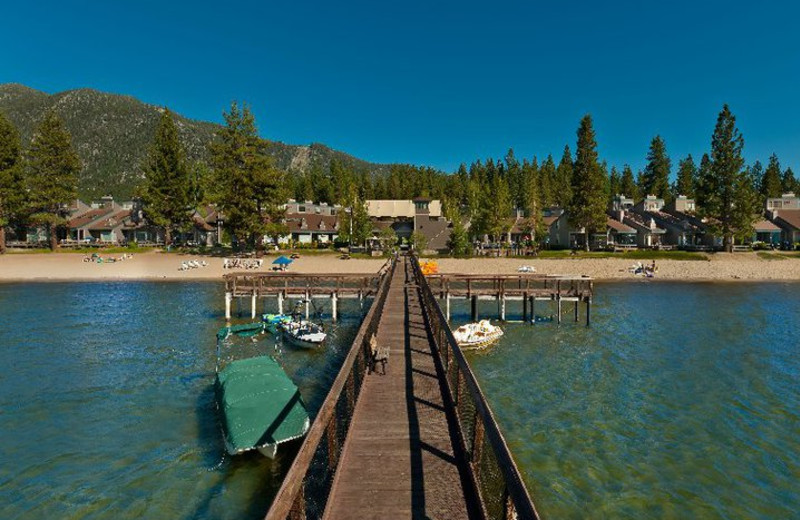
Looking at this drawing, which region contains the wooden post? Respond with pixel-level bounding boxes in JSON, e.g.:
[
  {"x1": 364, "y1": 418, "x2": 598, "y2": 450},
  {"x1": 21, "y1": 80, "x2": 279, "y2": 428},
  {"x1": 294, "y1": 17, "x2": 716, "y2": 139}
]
[
  {"x1": 522, "y1": 292, "x2": 528, "y2": 322},
  {"x1": 445, "y1": 291, "x2": 450, "y2": 322},
  {"x1": 471, "y1": 295, "x2": 477, "y2": 321},
  {"x1": 586, "y1": 298, "x2": 591, "y2": 327},
  {"x1": 305, "y1": 291, "x2": 310, "y2": 320},
  {"x1": 278, "y1": 291, "x2": 284, "y2": 315},
  {"x1": 332, "y1": 292, "x2": 338, "y2": 322},
  {"x1": 557, "y1": 296, "x2": 562, "y2": 325},
  {"x1": 251, "y1": 291, "x2": 257, "y2": 319},
  {"x1": 574, "y1": 300, "x2": 579, "y2": 322},
  {"x1": 531, "y1": 296, "x2": 535, "y2": 324},
  {"x1": 500, "y1": 295, "x2": 506, "y2": 321},
  {"x1": 225, "y1": 292, "x2": 232, "y2": 321}
]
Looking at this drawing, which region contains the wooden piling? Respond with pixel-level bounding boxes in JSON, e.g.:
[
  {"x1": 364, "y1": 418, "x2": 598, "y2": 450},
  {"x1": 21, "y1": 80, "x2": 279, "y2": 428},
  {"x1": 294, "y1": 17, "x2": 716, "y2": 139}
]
[
  {"x1": 471, "y1": 295, "x2": 477, "y2": 321},
  {"x1": 332, "y1": 292, "x2": 338, "y2": 322},
  {"x1": 225, "y1": 292, "x2": 232, "y2": 321}
]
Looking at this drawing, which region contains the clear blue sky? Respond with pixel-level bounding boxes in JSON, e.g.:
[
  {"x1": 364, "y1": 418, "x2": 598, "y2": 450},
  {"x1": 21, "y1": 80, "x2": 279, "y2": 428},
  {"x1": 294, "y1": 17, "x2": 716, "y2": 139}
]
[{"x1": 2, "y1": 1, "x2": 799, "y2": 176}]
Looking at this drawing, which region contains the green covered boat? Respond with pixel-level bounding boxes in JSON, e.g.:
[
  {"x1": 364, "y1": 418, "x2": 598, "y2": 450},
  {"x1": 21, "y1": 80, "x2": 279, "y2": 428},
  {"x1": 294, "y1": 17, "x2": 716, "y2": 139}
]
[{"x1": 215, "y1": 355, "x2": 310, "y2": 458}]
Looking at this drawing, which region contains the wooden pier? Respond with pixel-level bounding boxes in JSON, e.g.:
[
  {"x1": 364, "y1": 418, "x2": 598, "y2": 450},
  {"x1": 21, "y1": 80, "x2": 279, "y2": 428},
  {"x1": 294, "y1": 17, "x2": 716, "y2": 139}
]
[
  {"x1": 426, "y1": 273, "x2": 594, "y2": 325},
  {"x1": 264, "y1": 256, "x2": 545, "y2": 520},
  {"x1": 222, "y1": 268, "x2": 388, "y2": 321}
]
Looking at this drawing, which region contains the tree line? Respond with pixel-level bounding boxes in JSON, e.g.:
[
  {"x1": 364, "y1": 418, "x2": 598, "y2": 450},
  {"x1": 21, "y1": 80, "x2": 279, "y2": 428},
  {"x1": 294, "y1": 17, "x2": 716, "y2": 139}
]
[{"x1": 1, "y1": 103, "x2": 796, "y2": 254}]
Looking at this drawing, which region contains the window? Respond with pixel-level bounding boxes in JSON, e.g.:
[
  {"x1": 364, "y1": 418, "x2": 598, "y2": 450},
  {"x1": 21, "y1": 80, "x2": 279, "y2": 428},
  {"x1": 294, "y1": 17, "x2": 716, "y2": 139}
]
[{"x1": 299, "y1": 206, "x2": 306, "y2": 213}]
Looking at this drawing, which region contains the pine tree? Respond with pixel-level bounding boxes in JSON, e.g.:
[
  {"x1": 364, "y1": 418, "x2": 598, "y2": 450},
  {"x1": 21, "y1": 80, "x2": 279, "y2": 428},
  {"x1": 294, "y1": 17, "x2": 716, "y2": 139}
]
[
  {"x1": 635, "y1": 170, "x2": 647, "y2": 201},
  {"x1": 505, "y1": 148, "x2": 525, "y2": 210},
  {"x1": 760, "y1": 154, "x2": 783, "y2": 200},
  {"x1": 608, "y1": 166, "x2": 620, "y2": 204},
  {"x1": 642, "y1": 135, "x2": 672, "y2": 201},
  {"x1": 486, "y1": 172, "x2": 512, "y2": 240},
  {"x1": 521, "y1": 158, "x2": 541, "y2": 240},
  {"x1": 210, "y1": 102, "x2": 287, "y2": 250},
  {"x1": 538, "y1": 155, "x2": 556, "y2": 207},
  {"x1": 140, "y1": 109, "x2": 192, "y2": 246},
  {"x1": 338, "y1": 185, "x2": 371, "y2": 248},
  {"x1": 554, "y1": 145, "x2": 573, "y2": 208},
  {"x1": 0, "y1": 112, "x2": 24, "y2": 254},
  {"x1": 25, "y1": 111, "x2": 80, "y2": 250},
  {"x1": 568, "y1": 115, "x2": 607, "y2": 251},
  {"x1": 703, "y1": 104, "x2": 752, "y2": 252},
  {"x1": 673, "y1": 154, "x2": 697, "y2": 200},
  {"x1": 446, "y1": 203, "x2": 470, "y2": 256},
  {"x1": 620, "y1": 164, "x2": 638, "y2": 200},
  {"x1": 782, "y1": 167, "x2": 797, "y2": 194}
]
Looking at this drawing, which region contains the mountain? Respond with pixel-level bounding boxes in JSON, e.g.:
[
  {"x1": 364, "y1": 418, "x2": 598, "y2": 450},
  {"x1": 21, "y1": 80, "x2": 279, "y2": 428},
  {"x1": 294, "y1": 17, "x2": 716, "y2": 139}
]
[{"x1": 0, "y1": 83, "x2": 389, "y2": 200}]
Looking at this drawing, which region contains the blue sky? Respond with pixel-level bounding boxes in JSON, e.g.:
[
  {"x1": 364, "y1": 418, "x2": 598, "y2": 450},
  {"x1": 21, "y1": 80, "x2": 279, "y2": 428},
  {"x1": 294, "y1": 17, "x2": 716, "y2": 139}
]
[{"x1": 2, "y1": 1, "x2": 799, "y2": 175}]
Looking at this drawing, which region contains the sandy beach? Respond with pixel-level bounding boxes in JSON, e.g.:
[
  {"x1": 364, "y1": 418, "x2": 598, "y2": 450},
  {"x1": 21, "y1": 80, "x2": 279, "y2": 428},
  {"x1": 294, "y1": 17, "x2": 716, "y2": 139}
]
[{"x1": 0, "y1": 251, "x2": 799, "y2": 282}]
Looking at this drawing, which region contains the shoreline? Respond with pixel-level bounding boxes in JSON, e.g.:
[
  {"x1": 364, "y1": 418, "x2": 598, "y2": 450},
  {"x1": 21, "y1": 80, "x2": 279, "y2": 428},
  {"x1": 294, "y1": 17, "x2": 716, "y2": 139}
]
[{"x1": 0, "y1": 251, "x2": 798, "y2": 283}]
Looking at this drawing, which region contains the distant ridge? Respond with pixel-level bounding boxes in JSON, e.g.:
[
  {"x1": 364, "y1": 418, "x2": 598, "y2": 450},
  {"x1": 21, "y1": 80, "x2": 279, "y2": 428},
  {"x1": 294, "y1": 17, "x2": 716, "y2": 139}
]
[{"x1": 0, "y1": 83, "x2": 390, "y2": 200}]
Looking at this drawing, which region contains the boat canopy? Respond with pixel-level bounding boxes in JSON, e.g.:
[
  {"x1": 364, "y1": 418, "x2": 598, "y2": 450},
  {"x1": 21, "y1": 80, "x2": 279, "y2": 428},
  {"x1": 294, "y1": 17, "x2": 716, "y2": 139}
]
[
  {"x1": 216, "y1": 322, "x2": 266, "y2": 341},
  {"x1": 215, "y1": 356, "x2": 309, "y2": 454}
]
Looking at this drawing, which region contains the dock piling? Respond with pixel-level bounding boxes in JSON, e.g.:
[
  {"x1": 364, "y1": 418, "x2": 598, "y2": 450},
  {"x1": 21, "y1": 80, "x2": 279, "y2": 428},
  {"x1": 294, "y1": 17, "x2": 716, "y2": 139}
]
[{"x1": 225, "y1": 292, "x2": 232, "y2": 321}]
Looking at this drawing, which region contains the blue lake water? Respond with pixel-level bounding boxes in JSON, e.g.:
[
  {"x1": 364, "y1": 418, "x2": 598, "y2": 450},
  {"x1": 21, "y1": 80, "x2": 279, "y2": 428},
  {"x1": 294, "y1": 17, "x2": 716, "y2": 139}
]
[{"x1": 0, "y1": 281, "x2": 798, "y2": 519}]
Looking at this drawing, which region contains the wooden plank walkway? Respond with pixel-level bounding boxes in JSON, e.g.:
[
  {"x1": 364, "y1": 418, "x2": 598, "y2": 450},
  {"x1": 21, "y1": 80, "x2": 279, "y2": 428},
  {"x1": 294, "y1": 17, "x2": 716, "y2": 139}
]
[{"x1": 324, "y1": 258, "x2": 481, "y2": 520}]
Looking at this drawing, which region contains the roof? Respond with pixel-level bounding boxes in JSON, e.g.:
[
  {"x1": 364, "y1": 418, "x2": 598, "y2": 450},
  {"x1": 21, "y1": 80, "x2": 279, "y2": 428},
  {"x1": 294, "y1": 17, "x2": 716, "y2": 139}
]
[
  {"x1": 285, "y1": 213, "x2": 338, "y2": 233},
  {"x1": 623, "y1": 211, "x2": 666, "y2": 234},
  {"x1": 606, "y1": 216, "x2": 636, "y2": 233},
  {"x1": 542, "y1": 215, "x2": 559, "y2": 227},
  {"x1": 86, "y1": 210, "x2": 131, "y2": 230},
  {"x1": 774, "y1": 210, "x2": 800, "y2": 231},
  {"x1": 752, "y1": 219, "x2": 780, "y2": 232},
  {"x1": 67, "y1": 208, "x2": 114, "y2": 228},
  {"x1": 415, "y1": 216, "x2": 451, "y2": 251}
]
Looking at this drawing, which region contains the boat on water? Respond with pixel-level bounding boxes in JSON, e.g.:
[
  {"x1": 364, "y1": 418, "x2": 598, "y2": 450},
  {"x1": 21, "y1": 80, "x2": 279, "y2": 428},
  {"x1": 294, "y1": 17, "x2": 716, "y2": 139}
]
[
  {"x1": 214, "y1": 323, "x2": 310, "y2": 458},
  {"x1": 452, "y1": 319, "x2": 504, "y2": 350},
  {"x1": 281, "y1": 319, "x2": 327, "y2": 347}
]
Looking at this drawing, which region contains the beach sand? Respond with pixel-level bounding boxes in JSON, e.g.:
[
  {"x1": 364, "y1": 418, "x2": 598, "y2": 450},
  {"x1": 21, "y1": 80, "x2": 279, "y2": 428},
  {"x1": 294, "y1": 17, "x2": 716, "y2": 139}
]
[
  {"x1": 0, "y1": 251, "x2": 798, "y2": 282},
  {"x1": 432, "y1": 254, "x2": 800, "y2": 281},
  {"x1": 0, "y1": 252, "x2": 388, "y2": 282}
]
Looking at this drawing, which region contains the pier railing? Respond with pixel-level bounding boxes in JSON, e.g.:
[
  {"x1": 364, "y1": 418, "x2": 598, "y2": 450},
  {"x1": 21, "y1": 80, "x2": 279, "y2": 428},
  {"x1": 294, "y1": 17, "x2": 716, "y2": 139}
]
[
  {"x1": 411, "y1": 256, "x2": 541, "y2": 520},
  {"x1": 265, "y1": 256, "x2": 396, "y2": 520}
]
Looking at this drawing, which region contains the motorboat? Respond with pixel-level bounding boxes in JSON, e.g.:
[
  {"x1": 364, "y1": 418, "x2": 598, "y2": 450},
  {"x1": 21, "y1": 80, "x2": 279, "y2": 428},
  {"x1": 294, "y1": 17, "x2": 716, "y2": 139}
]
[
  {"x1": 216, "y1": 355, "x2": 310, "y2": 458},
  {"x1": 214, "y1": 323, "x2": 310, "y2": 458},
  {"x1": 452, "y1": 319, "x2": 504, "y2": 350},
  {"x1": 281, "y1": 319, "x2": 327, "y2": 347}
]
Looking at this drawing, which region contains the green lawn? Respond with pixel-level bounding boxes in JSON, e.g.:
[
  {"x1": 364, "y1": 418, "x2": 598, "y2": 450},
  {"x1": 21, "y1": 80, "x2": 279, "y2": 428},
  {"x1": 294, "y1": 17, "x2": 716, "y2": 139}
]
[{"x1": 534, "y1": 249, "x2": 708, "y2": 261}]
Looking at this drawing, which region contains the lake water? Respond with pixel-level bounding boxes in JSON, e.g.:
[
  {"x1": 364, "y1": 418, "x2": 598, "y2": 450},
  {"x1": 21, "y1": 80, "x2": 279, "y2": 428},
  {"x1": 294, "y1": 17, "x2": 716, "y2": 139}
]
[
  {"x1": 1, "y1": 281, "x2": 798, "y2": 519},
  {"x1": 458, "y1": 282, "x2": 800, "y2": 519}
]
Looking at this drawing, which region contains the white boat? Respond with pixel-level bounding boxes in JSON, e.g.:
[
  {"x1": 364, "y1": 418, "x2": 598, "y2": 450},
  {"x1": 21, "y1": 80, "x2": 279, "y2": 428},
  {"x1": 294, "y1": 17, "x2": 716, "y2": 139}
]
[
  {"x1": 452, "y1": 320, "x2": 504, "y2": 350},
  {"x1": 281, "y1": 319, "x2": 327, "y2": 347}
]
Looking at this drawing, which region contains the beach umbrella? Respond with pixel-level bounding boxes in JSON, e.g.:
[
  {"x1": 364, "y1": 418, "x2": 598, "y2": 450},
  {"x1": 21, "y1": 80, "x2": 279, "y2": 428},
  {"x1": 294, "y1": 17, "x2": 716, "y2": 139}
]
[{"x1": 273, "y1": 256, "x2": 293, "y2": 266}]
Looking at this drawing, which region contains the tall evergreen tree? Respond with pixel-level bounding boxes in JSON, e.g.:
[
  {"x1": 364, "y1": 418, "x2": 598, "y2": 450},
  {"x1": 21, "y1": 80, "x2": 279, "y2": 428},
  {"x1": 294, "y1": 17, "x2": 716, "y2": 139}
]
[
  {"x1": 608, "y1": 166, "x2": 620, "y2": 204},
  {"x1": 338, "y1": 184, "x2": 371, "y2": 247},
  {"x1": 538, "y1": 154, "x2": 556, "y2": 207},
  {"x1": 554, "y1": 145, "x2": 573, "y2": 208},
  {"x1": 25, "y1": 111, "x2": 81, "y2": 250},
  {"x1": 702, "y1": 104, "x2": 753, "y2": 251},
  {"x1": 620, "y1": 164, "x2": 638, "y2": 200},
  {"x1": 505, "y1": 148, "x2": 525, "y2": 210},
  {"x1": 673, "y1": 154, "x2": 697, "y2": 199},
  {"x1": 210, "y1": 102, "x2": 287, "y2": 249},
  {"x1": 140, "y1": 109, "x2": 192, "y2": 246},
  {"x1": 635, "y1": 170, "x2": 647, "y2": 201},
  {"x1": 0, "y1": 112, "x2": 24, "y2": 254},
  {"x1": 643, "y1": 135, "x2": 671, "y2": 201},
  {"x1": 760, "y1": 154, "x2": 783, "y2": 200},
  {"x1": 782, "y1": 167, "x2": 797, "y2": 194},
  {"x1": 568, "y1": 115, "x2": 607, "y2": 251},
  {"x1": 485, "y1": 172, "x2": 512, "y2": 240}
]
